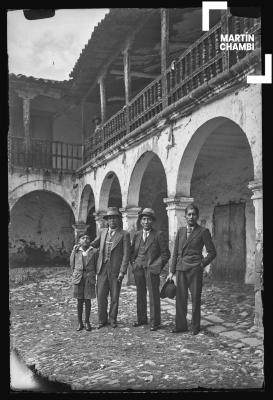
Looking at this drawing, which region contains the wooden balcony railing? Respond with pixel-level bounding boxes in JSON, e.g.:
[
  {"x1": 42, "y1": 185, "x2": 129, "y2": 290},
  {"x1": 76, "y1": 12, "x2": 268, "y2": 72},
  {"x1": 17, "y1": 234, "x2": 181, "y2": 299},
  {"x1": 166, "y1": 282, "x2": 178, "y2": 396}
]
[
  {"x1": 9, "y1": 136, "x2": 83, "y2": 172},
  {"x1": 83, "y1": 14, "x2": 261, "y2": 164}
]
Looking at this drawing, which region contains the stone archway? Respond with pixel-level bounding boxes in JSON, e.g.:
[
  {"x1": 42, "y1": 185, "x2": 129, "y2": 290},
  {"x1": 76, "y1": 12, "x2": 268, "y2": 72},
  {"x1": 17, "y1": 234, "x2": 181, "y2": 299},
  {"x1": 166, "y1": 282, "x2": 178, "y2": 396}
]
[
  {"x1": 99, "y1": 172, "x2": 123, "y2": 211},
  {"x1": 128, "y1": 151, "x2": 168, "y2": 236},
  {"x1": 98, "y1": 172, "x2": 123, "y2": 228},
  {"x1": 78, "y1": 184, "x2": 96, "y2": 240},
  {"x1": 176, "y1": 117, "x2": 255, "y2": 283},
  {"x1": 9, "y1": 190, "x2": 75, "y2": 267}
]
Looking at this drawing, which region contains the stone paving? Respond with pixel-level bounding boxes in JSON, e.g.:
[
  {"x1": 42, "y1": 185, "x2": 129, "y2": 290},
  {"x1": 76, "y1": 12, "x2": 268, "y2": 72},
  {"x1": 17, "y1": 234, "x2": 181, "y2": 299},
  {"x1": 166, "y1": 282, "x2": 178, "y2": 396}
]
[{"x1": 9, "y1": 267, "x2": 264, "y2": 391}]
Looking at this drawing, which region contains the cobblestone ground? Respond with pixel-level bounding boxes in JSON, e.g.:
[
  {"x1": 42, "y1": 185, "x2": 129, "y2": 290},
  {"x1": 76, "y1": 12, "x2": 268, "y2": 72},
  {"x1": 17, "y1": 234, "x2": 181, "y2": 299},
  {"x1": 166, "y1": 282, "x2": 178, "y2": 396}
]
[{"x1": 9, "y1": 267, "x2": 264, "y2": 391}]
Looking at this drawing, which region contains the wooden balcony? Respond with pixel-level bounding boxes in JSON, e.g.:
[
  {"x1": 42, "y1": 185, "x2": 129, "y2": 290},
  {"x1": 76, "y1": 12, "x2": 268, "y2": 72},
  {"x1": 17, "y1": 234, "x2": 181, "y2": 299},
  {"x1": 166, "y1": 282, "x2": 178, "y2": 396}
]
[
  {"x1": 9, "y1": 136, "x2": 83, "y2": 172},
  {"x1": 83, "y1": 14, "x2": 261, "y2": 166}
]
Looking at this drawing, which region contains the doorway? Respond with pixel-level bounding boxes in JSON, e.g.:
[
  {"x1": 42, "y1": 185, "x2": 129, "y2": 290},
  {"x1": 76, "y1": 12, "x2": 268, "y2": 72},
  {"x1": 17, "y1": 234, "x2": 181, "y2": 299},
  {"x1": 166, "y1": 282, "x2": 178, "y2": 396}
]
[{"x1": 212, "y1": 202, "x2": 246, "y2": 282}]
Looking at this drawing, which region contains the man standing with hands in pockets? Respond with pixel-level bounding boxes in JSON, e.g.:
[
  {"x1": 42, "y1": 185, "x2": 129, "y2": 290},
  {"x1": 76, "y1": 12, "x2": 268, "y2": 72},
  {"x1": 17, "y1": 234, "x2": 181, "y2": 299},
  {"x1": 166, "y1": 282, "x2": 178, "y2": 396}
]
[{"x1": 167, "y1": 204, "x2": 216, "y2": 335}]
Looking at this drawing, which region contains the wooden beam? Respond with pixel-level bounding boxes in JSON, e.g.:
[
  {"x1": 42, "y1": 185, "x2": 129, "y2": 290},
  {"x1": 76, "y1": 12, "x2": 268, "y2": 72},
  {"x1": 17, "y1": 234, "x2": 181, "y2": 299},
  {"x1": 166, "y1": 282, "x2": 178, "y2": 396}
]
[
  {"x1": 107, "y1": 96, "x2": 125, "y2": 102},
  {"x1": 161, "y1": 8, "x2": 169, "y2": 107},
  {"x1": 110, "y1": 69, "x2": 157, "y2": 79}
]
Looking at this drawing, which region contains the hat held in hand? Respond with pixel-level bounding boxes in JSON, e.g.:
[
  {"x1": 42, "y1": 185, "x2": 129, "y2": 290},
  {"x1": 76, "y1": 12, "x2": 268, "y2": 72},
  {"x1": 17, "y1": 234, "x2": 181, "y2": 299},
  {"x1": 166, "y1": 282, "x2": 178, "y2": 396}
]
[{"x1": 160, "y1": 279, "x2": 176, "y2": 299}]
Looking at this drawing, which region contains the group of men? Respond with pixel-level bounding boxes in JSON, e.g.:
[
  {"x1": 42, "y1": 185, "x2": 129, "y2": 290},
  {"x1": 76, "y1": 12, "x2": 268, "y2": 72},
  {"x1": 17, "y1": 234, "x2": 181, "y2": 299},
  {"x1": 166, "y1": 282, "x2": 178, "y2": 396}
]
[{"x1": 71, "y1": 205, "x2": 216, "y2": 335}]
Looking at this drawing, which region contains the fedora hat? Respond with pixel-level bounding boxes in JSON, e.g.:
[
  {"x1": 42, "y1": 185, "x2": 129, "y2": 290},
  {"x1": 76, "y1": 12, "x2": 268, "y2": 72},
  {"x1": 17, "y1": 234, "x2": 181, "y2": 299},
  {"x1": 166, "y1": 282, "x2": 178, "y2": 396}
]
[
  {"x1": 160, "y1": 279, "x2": 176, "y2": 299},
  {"x1": 139, "y1": 208, "x2": 156, "y2": 221},
  {"x1": 103, "y1": 207, "x2": 121, "y2": 220}
]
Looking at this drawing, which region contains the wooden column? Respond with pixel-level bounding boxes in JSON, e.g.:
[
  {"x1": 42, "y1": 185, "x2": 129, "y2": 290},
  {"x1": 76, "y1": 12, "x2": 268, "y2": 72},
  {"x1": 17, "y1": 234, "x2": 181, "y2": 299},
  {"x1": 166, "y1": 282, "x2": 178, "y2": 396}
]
[
  {"x1": 123, "y1": 45, "x2": 131, "y2": 105},
  {"x1": 161, "y1": 8, "x2": 169, "y2": 108},
  {"x1": 17, "y1": 91, "x2": 36, "y2": 166},
  {"x1": 81, "y1": 99, "x2": 86, "y2": 163},
  {"x1": 98, "y1": 76, "x2": 106, "y2": 124},
  {"x1": 123, "y1": 41, "x2": 131, "y2": 133},
  {"x1": 220, "y1": 9, "x2": 230, "y2": 70}
]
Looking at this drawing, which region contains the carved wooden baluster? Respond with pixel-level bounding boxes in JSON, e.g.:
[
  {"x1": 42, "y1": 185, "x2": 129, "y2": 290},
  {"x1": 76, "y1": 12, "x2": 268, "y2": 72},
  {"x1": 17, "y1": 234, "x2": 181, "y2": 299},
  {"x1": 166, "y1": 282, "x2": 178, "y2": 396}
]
[
  {"x1": 143, "y1": 92, "x2": 147, "y2": 112},
  {"x1": 202, "y1": 39, "x2": 207, "y2": 66},
  {"x1": 181, "y1": 59, "x2": 184, "y2": 81},
  {"x1": 208, "y1": 34, "x2": 212, "y2": 62},
  {"x1": 158, "y1": 80, "x2": 162, "y2": 100},
  {"x1": 151, "y1": 85, "x2": 154, "y2": 106}
]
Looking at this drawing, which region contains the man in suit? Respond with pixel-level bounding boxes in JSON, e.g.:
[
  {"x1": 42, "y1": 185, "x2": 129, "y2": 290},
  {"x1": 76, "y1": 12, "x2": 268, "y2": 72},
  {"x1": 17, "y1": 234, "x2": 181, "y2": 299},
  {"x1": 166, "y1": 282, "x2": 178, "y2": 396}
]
[
  {"x1": 91, "y1": 207, "x2": 131, "y2": 328},
  {"x1": 130, "y1": 208, "x2": 170, "y2": 331},
  {"x1": 167, "y1": 203, "x2": 216, "y2": 335}
]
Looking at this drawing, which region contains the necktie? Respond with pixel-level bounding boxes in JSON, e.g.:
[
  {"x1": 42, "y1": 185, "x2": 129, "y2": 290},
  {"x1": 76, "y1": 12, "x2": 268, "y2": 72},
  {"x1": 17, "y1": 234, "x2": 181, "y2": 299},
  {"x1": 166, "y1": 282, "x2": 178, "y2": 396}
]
[
  {"x1": 143, "y1": 230, "x2": 148, "y2": 242},
  {"x1": 187, "y1": 227, "x2": 193, "y2": 238}
]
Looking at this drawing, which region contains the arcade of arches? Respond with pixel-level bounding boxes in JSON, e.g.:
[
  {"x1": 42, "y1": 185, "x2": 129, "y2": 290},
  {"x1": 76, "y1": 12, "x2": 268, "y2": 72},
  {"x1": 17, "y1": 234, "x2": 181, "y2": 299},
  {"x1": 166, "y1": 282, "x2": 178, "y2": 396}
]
[
  {"x1": 9, "y1": 190, "x2": 75, "y2": 267},
  {"x1": 9, "y1": 117, "x2": 262, "y2": 325}
]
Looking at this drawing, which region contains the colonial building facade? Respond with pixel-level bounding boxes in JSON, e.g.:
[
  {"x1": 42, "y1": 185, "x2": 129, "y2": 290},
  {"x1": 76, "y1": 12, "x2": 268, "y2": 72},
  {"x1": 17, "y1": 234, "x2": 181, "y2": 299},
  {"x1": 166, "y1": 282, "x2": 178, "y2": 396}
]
[{"x1": 8, "y1": 9, "x2": 263, "y2": 326}]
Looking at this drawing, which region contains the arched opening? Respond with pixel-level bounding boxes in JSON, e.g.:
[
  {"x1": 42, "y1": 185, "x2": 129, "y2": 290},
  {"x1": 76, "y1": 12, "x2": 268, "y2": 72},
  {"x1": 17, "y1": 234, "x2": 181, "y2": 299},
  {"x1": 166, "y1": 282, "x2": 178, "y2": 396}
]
[
  {"x1": 78, "y1": 185, "x2": 96, "y2": 240},
  {"x1": 9, "y1": 190, "x2": 75, "y2": 267},
  {"x1": 177, "y1": 117, "x2": 255, "y2": 283},
  {"x1": 128, "y1": 151, "x2": 168, "y2": 237},
  {"x1": 99, "y1": 172, "x2": 123, "y2": 227}
]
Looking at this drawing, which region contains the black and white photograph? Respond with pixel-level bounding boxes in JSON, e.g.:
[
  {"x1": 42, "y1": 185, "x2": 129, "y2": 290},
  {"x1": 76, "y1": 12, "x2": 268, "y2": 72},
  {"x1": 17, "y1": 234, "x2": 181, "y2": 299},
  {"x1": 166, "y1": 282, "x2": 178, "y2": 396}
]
[{"x1": 7, "y1": 5, "x2": 268, "y2": 392}]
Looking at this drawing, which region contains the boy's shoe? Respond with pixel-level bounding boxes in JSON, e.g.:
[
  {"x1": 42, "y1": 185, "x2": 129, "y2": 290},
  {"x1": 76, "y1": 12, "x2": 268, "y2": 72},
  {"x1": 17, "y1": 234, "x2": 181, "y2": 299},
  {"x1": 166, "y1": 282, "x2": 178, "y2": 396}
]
[
  {"x1": 85, "y1": 322, "x2": 92, "y2": 331},
  {"x1": 76, "y1": 323, "x2": 84, "y2": 331}
]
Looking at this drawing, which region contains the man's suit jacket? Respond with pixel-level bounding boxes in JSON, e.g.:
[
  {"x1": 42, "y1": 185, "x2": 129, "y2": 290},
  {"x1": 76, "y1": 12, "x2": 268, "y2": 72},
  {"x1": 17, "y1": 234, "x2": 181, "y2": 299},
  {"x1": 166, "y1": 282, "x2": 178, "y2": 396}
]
[
  {"x1": 170, "y1": 224, "x2": 216, "y2": 273},
  {"x1": 91, "y1": 227, "x2": 131, "y2": 276},
  {"x1": 70, "y1": 246, "x2": 98, "y2": 285},
  {"x1": 130, "y1": 229, "x2": 170, "y2": 275}
]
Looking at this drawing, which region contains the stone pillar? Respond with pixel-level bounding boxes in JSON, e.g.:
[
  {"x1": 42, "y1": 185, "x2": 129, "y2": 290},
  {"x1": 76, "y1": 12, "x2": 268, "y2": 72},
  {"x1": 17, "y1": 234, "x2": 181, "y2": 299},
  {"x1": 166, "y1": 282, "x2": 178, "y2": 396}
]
[
  {"x1": 163, "y1": 196, "x2": 194, "y2": 267},
  {"x1": 248, "y1": 179, "x2": 263, "y2": 328},
  {"x1": 93, "y1": 211, "x2": 107, "y2": 235},
  {"x1": 161, "y1": 8, "x2": 169, "y2": 108},
  {"x1": 72, "y1": 223, "x2": 90, "y2": 243},
  {"x1": 120, "y1": 207, "x2": 142, "y2": 286}
]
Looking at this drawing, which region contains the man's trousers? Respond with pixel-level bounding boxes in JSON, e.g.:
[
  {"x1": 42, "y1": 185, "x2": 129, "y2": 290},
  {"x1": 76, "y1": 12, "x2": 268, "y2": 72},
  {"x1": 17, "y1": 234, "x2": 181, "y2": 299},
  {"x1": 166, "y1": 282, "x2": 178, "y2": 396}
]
[
  {"x1": 133, "y1": 266, "x2": 161, "y2": 327},
  {"x1": 175, "y1": 267, "x2": 203, "y2": 332},
  {"x1": 97, "y1": 261, "x2": 121, "y2": 324}
]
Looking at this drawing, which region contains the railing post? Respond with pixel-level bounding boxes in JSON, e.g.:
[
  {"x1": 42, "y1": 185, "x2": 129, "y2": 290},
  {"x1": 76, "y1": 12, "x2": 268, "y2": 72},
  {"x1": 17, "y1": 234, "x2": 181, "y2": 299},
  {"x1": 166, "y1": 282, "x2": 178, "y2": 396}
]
[{"x1": 161, "y1": 8, "x2": 169, "y2": 108}]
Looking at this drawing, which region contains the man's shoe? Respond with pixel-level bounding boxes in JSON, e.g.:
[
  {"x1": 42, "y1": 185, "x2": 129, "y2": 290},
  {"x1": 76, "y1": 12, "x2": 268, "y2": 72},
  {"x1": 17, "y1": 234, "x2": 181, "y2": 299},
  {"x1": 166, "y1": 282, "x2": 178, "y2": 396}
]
[
  {"x1": 110, "y1": 322, "x2": 117, "y2": 328},
  {"x1": 76, "y1": 323, "x2": 84, "y2": 331},
  {"x1": 133, "y1": 321, "x2": 148, "y2": 327},
  {"x1": 171, "y1": 328, "x2": 188, "y2": 333},
  {"x1": 85, "y1": 322, "x2": 92, "y2": 331},
  {"x1": 97, "y1": 323, "x2": 107, "y2": 329},
  {"x1": 192, "y1": 329, "x2": 200, "y2": 335},
  {"x1": 150, "y1": 325, "x2": 161, "y2": 331}
]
